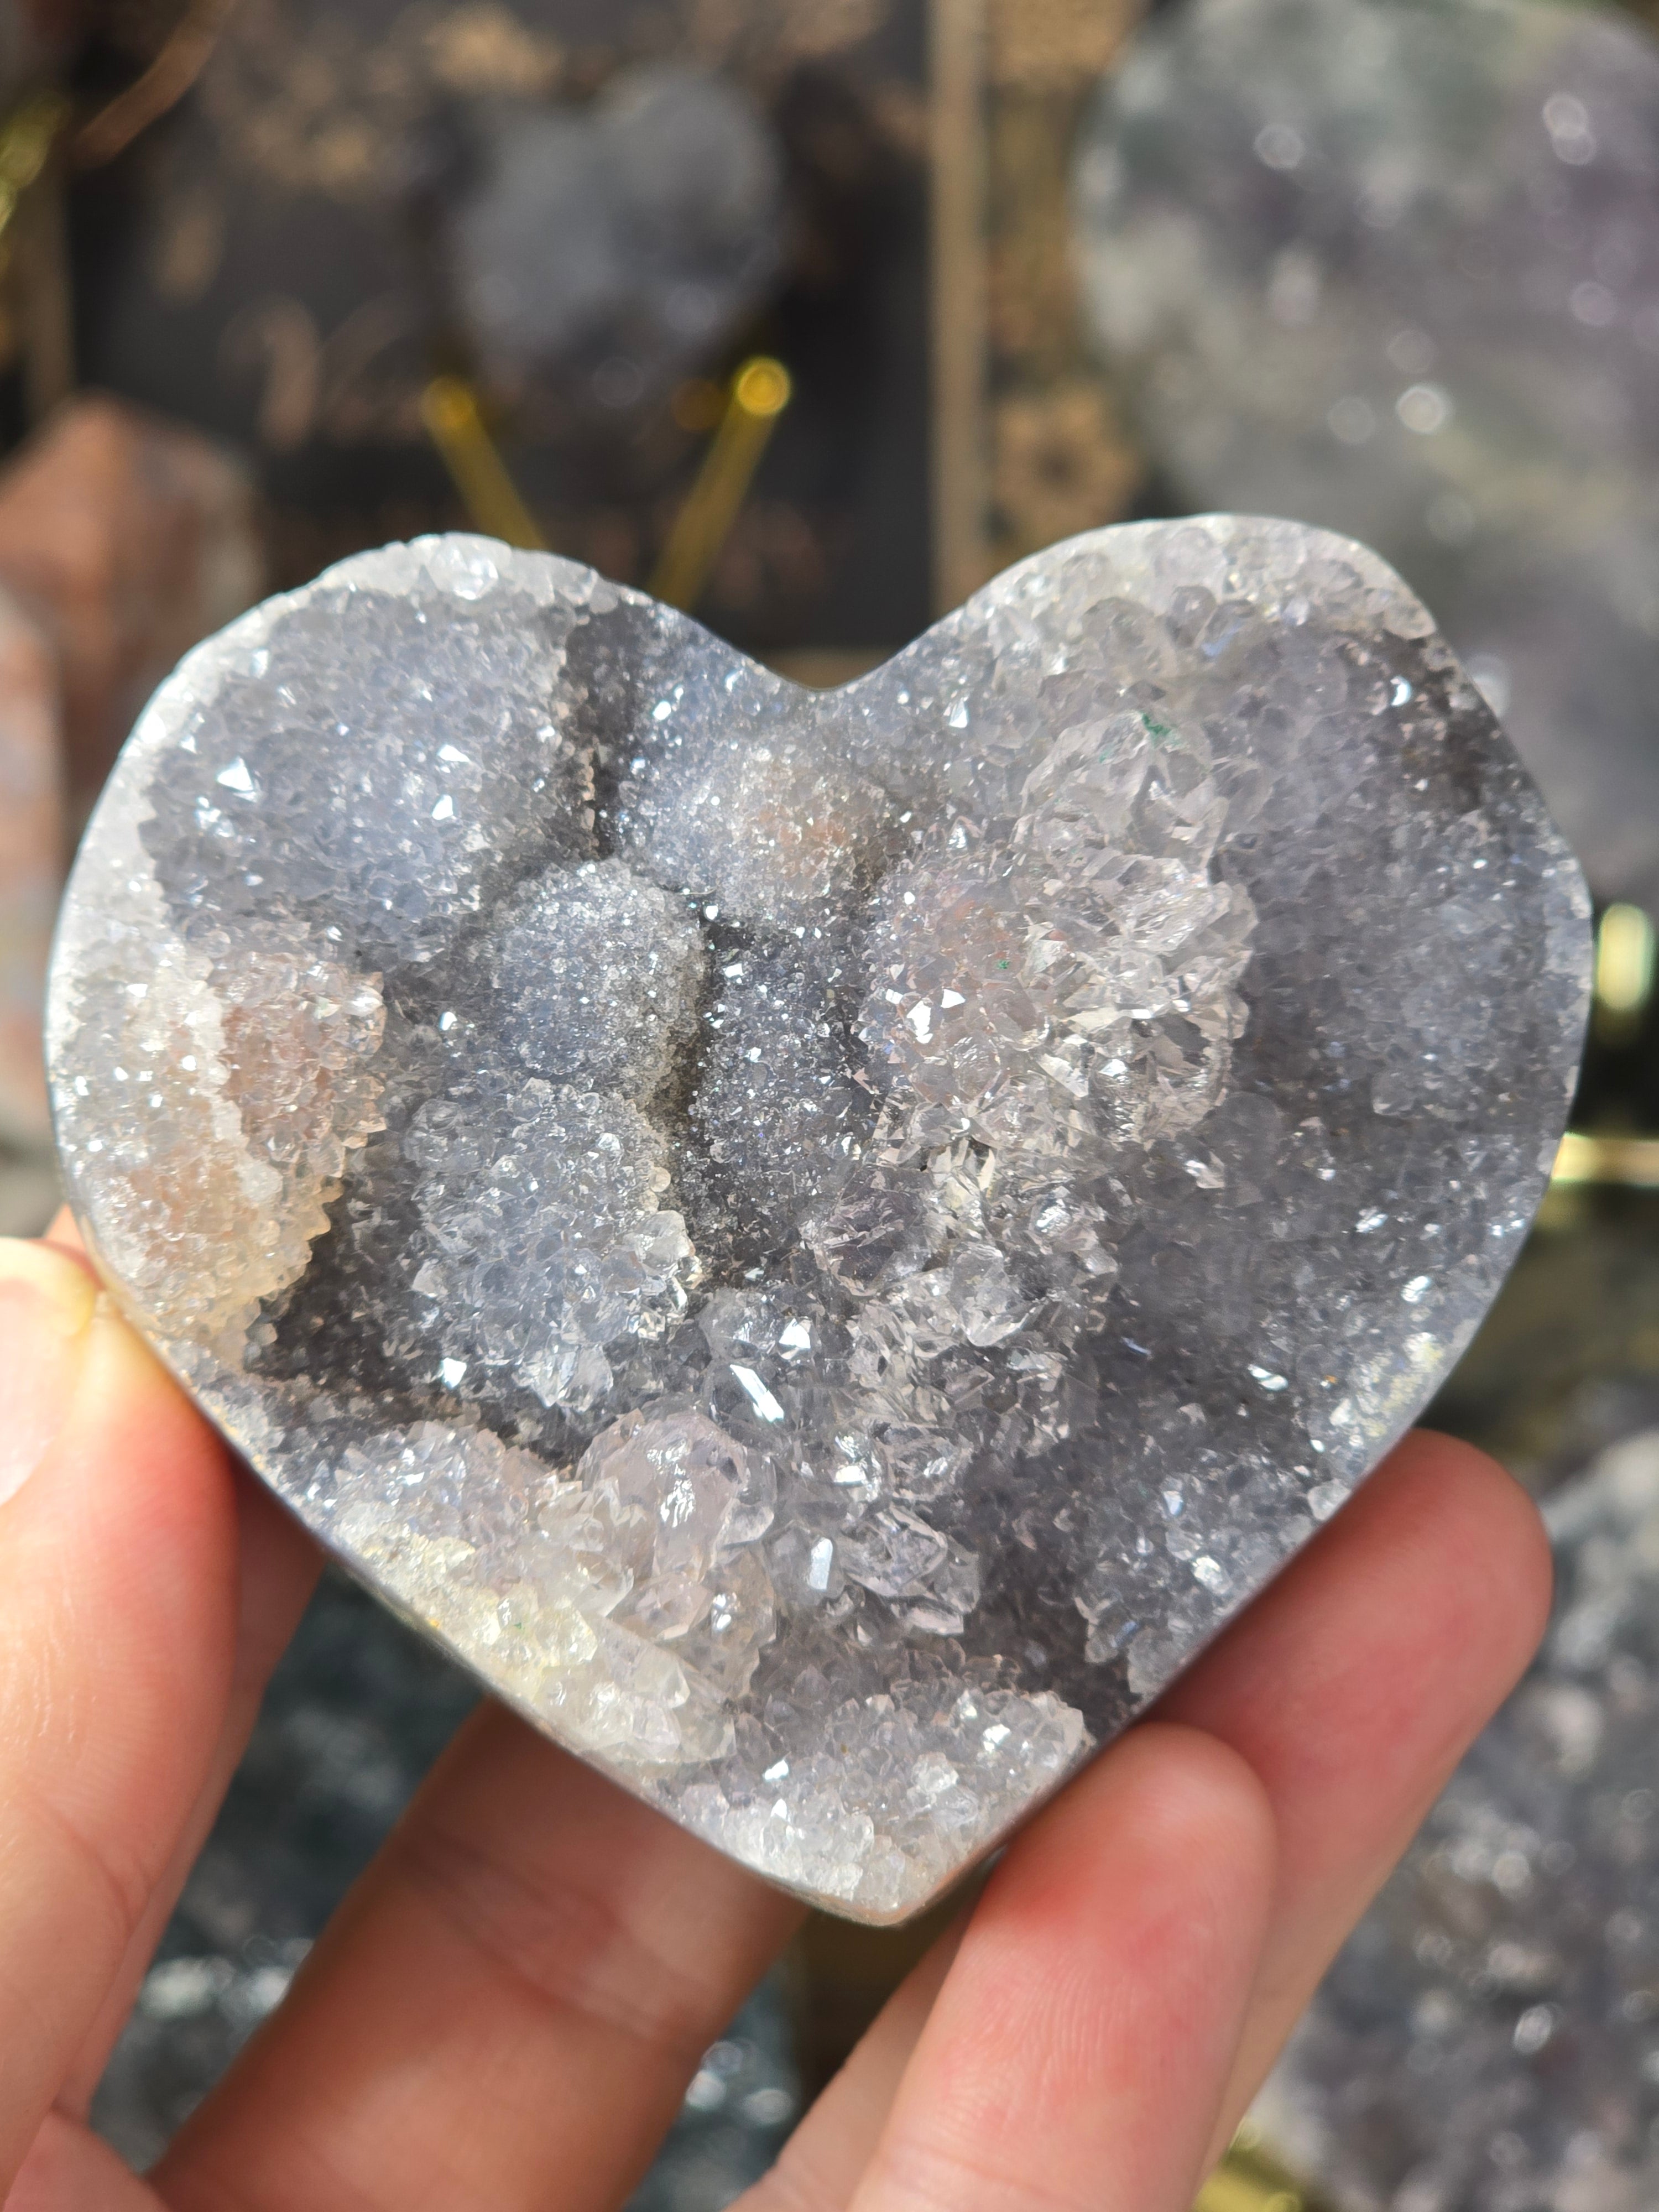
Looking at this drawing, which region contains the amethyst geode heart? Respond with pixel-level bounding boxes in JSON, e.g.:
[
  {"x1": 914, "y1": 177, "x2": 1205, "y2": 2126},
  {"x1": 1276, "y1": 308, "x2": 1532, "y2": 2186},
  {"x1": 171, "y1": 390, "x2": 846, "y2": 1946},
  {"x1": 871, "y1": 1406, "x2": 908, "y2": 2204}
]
[{"x1": 46, "y1": 522, "x2": 1588, "y2": 1920}]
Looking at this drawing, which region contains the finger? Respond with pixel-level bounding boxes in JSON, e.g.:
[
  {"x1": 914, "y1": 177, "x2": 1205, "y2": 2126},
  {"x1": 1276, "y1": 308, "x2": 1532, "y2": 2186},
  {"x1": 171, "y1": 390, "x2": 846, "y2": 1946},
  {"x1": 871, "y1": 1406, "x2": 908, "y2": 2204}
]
[
  {"x1": 9, "y1": 2108, "x2": 163, "y2": 2210},
  {"x1": 155, "y1": 1703, "x2": 804, "y2": 2212},
  {"x1": 0, "y1": 1234, "x2": 319, "y2": 2186},
  {"x1": 751, "y1": 1921, "x2": 966, "y2": 2211},
  {"x1": 743, "y1": 1428, "x2": 1547, "y2": 2205},
  {"x1": 30, "y1": 1213, "x2": 322, "y2": 2114},
  {"x1": 1156, "y1": 1428, "x2": 1551, "y2": 2159},
  {"x1": 0, "y1": 1236, "x2": 240, "y2": 2180},
  {"x1": 60, "y1": 1469, "x2": 320, "y2": 2112},
  {"x1": 839, "y1": 1726, "x2": 1275, "y2": 2212}
]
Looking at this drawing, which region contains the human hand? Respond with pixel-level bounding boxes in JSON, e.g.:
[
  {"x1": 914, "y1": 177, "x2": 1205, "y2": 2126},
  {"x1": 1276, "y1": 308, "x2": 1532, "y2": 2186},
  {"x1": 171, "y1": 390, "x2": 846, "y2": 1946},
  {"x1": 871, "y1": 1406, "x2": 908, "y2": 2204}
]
[{"x1": 0, "y1": 1224, "x2": 1550, "y2": 2212}]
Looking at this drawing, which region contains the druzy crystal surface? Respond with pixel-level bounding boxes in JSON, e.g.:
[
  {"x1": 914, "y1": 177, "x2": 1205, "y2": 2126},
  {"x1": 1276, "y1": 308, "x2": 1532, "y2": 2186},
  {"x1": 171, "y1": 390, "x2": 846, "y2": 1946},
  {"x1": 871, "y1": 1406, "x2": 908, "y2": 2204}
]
[
  {"x1": 47, "y1": 526, "x2": 1587, "y2": 1920},
  {"x1": 1075, "y1": 0, "x2": 1659, "y2": 912},
  {"x1": 1259, "y1": 1433, "x2": 1659, "y2": 2211}
]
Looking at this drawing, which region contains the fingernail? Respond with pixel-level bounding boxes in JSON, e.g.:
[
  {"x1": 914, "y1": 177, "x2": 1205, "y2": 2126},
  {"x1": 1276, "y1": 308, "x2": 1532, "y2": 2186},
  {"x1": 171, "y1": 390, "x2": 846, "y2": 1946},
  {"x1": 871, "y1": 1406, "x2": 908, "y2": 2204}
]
[{"x1": 0, "y1": 1238, "x2": 98, "y2": 1503}]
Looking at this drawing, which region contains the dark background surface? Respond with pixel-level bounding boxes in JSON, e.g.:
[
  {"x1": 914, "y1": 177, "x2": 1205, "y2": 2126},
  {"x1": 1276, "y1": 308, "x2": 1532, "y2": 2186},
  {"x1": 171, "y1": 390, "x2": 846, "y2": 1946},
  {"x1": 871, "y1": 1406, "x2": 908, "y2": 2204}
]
[{"x1": 64, "y1": 0, "x2": 933, "y2": 652}]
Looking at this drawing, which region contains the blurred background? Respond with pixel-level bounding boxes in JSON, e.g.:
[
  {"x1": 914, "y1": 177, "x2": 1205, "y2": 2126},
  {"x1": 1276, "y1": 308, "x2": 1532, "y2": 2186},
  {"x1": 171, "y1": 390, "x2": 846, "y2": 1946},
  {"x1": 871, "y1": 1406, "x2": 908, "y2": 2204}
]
[{"x1": 11, "y1": 0, "x2": 1659, "y2": 2205}]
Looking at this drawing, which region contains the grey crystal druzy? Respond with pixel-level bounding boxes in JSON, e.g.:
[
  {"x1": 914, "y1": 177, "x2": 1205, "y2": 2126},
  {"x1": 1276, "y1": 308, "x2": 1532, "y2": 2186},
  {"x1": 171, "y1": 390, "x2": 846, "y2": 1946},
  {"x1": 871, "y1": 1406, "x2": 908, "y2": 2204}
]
[
  {"x1": 1259, "y1": 1433, "x2": 1659, "y2": 2211},
  {"x1": 46, "y1": 526, "x2": 1587, "y2": 1920},
  {"x1": 1075, "y1": 0, "x2": 1659, "y2": 912}
]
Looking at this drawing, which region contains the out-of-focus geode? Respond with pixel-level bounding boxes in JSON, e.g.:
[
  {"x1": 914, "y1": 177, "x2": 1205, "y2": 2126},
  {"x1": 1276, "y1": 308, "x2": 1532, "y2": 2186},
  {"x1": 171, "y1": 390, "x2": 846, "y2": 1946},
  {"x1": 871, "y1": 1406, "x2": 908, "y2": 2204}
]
[
  {"x1": 46, "y1": 524, "x2": 1587, "y2": 1921},
  {"x1": 1258, "y1": 1430, "x2": 1659, "y2": 2212},
  {"x1": 443, "y1": 66, "x2": 784, "y2": 420},
  {"x1": 1074, "y1": 0, "x2": 1659, "y2": 914}
]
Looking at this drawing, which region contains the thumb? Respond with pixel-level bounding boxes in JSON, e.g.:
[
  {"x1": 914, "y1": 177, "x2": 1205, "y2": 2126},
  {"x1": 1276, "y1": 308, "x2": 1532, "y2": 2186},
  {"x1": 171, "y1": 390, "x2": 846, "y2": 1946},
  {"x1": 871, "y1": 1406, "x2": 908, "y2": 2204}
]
[{"x1": 0, "y1": 1235, "x2": 300, "y2": 2182}]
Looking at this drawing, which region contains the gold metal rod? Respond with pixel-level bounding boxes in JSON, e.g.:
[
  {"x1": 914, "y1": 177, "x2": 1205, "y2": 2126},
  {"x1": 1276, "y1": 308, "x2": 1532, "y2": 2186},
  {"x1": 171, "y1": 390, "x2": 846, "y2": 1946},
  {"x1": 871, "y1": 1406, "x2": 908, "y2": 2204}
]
[
  {"x1": 1551, "y1": 1129, "x2": 1659, "y2": 1189},
  {"x1": 0, "y1": 90, "x2": 69, "y2": 195},
  {"x1": 0, "y1": 87, "x2": 71, "y2": 273},
  {"x1": 0, "y1": 91, "x2": 76, "y2": 403},
  {"x1": 1593, "y1": 899, "x2": 1656, "y2": 1043},
  {"x1": 420, "y1": 376, "x2": 547, "y2": 553},
  {"x1": 650, "y1": 356, "x2": 792, "y2": 612}
]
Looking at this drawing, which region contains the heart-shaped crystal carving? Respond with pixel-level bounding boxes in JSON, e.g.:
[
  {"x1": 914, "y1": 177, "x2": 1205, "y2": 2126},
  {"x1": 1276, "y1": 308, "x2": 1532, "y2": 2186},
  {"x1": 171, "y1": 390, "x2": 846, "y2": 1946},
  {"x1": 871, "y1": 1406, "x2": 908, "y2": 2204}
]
[{"x1": 46, "y1": 522, "x2": 1588, "y2": 1922}]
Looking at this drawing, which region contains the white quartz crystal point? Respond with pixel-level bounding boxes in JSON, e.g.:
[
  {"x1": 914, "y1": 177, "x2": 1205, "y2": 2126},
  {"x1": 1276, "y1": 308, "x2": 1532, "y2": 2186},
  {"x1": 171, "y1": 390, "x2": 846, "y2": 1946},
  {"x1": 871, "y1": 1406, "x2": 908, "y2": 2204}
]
[
  {"x1": 1074, "y1": 0, "x2": 1659, "y2": 912},
  {"x1": 46, "y1": 525, "x2": 1588, "y2": 1922},
  {"x1": 1256, "y1": 1432, "x2": 1659, "y2": 2211}
]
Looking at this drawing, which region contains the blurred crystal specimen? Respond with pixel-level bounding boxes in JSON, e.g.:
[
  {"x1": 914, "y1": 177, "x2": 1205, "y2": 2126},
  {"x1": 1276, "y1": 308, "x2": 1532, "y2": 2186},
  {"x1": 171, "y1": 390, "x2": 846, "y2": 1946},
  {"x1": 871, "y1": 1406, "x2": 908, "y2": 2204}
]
[
  {"x1": 0, "y1": 395, "x2": 262, "y2": 813},
  {"x1": 47, "y1": 524, "x2": 1587, "y2": 1919},
  {"x1": 444, "y1": 67, "x2": 783, "y2": 418},
  {"x1": 1075, "y1": 0, "x2": 1659, "y2": 911},
  {"x1": 1259, "y1": 1431, "x2": 1659, "y2": 2210}
]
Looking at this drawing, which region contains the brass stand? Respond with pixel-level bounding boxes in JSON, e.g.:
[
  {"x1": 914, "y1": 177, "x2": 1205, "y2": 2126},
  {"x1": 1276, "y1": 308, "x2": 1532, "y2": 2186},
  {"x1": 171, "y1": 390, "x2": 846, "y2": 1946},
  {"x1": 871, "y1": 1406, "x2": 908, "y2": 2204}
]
[
  {"x1": 650, "y1": 357, "x2": 792, "y2": 611},
  {"x1": 419, "y1": 377, "x2": 547, "y2": 553},
  {"x1": 419, "y1": 356, "x2": 794, "y2": 609}
]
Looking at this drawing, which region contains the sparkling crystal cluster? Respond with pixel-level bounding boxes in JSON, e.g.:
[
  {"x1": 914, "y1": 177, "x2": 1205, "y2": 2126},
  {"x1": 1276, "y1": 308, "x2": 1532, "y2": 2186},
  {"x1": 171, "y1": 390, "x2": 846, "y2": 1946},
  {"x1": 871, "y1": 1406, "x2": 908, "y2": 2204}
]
[
  {"x1": 1075, "y1": 0, "x2": 1659, "y2": 911},
  {"x1": 47, "y1": 526, "x2": 1587, "y2": 1918},
  {"x1": 1259, "y1": 1431, "x2": 1659, "y2": 2211}
]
